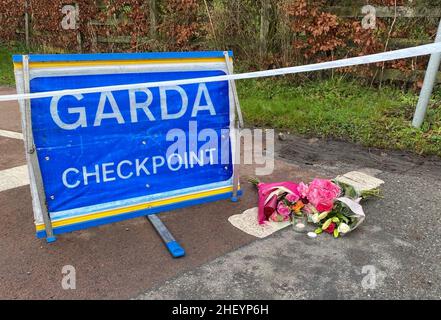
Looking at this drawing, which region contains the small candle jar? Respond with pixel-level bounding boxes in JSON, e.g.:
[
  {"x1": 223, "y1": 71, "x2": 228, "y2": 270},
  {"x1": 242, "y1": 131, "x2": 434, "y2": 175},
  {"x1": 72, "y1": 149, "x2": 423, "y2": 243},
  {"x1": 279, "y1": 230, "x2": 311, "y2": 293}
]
[{"x1": 292, "y1": 212, "x2": 307, "y2": 233}]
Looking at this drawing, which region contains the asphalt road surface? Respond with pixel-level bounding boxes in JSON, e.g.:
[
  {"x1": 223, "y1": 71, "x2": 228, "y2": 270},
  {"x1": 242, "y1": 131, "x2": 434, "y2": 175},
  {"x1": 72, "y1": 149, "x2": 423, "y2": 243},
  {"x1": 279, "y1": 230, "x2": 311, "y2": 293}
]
[{"x1": 138, "y1": 134, "x2": 441, "y2": 300}]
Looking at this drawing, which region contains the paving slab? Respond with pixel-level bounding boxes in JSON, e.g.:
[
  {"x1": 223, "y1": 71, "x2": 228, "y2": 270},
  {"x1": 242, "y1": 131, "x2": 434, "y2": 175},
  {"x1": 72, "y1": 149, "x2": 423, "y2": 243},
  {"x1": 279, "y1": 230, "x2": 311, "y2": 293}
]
[
  {"x1": 0, "y1": 88, "x2": 21, "y2": 133},
  {"x1": 0, "y1": 137, "x2": 26, "y2": 171}
]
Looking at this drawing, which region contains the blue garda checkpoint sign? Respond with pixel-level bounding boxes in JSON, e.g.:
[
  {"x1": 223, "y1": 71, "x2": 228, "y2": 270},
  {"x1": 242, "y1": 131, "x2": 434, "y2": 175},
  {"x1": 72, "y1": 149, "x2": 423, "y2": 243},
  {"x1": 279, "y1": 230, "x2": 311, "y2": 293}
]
[{"x1": 13, "y1": 51, "x2": 240, "y2": 238}]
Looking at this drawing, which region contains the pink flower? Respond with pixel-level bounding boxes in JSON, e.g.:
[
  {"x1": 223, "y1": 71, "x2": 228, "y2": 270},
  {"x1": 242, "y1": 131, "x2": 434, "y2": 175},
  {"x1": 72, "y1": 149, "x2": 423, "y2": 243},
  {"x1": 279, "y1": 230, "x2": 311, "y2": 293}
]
[
  {"x1": 297, "y1": 182, "x2": 309, "y2": 198},
  {"x1": 286, "y1": 192, "x2": 300, "y2": 203},
  {"x1": 324, "y1": 222, "x2": 336, "y2": 234},
  {"x1": 264, "y1": 194, "x2": 278, "y2": 220},
  {"x1": 277, "y1": 201, "x2": 291, "y2": 217},
  {"x1": 307, "y1": 179, "x2": 341, "y2": 212},
  {"x1": 270, "y1": 212, "x2": 290, "y2": 222},
  {"x1": 256, "y1": 181, "x2": 299, "y2": 224},
  {"x1": 303, "y1": 204, "x2": 313, "y2": 214}
]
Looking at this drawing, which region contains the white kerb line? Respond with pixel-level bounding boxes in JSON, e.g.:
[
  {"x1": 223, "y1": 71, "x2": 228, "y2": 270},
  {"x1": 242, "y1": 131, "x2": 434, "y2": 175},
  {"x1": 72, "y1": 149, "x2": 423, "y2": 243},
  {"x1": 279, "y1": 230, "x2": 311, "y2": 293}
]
[
  {"x1": 1, "y1": 42, "x2": 441, "y2": 102},
  {"x1": 0, "y1": 165, "x2": 30, "y2": 192},
  {"x1": 0, "y1": 129, "x2": 24, "y2": 140}
]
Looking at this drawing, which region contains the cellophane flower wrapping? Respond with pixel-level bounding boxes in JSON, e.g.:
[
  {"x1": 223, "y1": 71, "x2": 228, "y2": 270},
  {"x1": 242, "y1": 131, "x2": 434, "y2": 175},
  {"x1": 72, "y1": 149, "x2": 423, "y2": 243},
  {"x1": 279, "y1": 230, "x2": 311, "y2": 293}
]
[
  {"x1": 252, "y1": 176, "x2": 380, "y2": 237},
  {"x1": 256, "y1": 181, "x2": 300, "y2": 224}
]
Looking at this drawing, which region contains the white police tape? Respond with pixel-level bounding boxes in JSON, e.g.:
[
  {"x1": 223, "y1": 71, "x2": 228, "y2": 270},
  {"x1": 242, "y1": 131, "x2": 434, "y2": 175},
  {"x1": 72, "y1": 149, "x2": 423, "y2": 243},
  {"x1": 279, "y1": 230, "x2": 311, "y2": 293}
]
[{"x1": 2, "y1": 42, "x2": 441, "y2": 102}]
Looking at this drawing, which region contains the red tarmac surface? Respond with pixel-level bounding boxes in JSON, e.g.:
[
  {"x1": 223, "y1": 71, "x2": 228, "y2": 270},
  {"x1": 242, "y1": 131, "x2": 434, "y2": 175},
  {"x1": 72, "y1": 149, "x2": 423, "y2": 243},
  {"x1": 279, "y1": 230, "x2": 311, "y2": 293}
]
[{"x1": 0, "y1": 87, "x2": 318, "y2": 299}]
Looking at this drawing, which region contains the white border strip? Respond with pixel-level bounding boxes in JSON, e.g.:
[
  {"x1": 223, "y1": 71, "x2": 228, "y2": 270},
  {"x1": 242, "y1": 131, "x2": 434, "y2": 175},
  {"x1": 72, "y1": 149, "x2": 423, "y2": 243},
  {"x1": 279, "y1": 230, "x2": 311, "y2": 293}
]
[
  {"x1": 0, "y1": 129, "x2": 23, "y2": 140},
  {"x1": 2, "y1": 42, "x2": 441, "y2": 102},
  {"x1": 0, "y1": 165, "x2": 29, "y2": 192},
  {"x1": 19, "y1": 62, "x2": 230, "y2": 79}
]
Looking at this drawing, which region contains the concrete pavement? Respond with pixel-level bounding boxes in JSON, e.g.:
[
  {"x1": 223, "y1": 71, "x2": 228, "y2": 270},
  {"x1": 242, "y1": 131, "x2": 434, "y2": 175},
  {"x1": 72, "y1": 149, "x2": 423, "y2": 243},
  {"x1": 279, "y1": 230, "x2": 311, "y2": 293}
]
[{"x1": 138, "y1": 135, "x2": 441, "y2": 299}]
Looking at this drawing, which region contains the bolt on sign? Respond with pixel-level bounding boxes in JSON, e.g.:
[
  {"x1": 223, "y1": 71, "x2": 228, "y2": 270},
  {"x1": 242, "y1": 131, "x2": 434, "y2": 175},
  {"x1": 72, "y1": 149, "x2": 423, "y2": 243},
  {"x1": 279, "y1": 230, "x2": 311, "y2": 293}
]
[{"x1": 13, "y1": 52, "x2": 241, "y2": 240}]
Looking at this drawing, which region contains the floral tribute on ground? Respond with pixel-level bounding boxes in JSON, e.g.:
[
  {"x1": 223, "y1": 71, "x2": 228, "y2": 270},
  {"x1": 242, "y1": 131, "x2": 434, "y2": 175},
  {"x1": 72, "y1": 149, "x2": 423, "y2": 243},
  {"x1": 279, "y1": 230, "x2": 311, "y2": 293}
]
[{"x1": 249, "y1": 176, "x2": 381, "y2": 238}]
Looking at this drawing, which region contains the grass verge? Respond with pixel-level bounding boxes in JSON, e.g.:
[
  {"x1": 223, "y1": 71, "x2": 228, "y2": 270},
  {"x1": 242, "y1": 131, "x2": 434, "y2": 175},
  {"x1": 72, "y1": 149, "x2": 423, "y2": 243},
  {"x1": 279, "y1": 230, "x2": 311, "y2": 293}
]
[
  {"x1": 0, "y1": 44, "x2": 21, "y2": 86},
  {"x1": 0, "y1": 42, "x2": 64, "y2": 86},
  {"x1": 238, "y1": 77, "x2": 441, "y2": 157}
]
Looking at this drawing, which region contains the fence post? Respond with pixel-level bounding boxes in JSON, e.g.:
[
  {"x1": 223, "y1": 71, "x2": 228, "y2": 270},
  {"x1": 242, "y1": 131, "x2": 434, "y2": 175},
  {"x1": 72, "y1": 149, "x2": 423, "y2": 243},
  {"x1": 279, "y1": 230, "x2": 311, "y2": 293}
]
[
  {"x1": 412, "y1": 19, "x2": 441, "y2": 128},
  {"x1": 75, "y1": 3, "x2": 82, "y2": 52},
  {"x1": 279, "y1": 0, "x2": 292, "y2": 66},
  {"x1": 24, "y1": 0, "x2": 30, "y2": 49},
  {"x1": 148, "y1": 0, "x2": 157, "y2": 39},
  {"x1": 260, "y1": 0, "x2": 270, "y2": 59}
]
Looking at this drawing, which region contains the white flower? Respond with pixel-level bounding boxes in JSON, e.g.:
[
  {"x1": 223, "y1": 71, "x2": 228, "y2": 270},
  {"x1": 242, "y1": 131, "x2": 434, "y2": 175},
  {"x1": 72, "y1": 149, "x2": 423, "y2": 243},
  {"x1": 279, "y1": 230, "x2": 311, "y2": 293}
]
[
  {"x1": 311, "y1": 213, "x2": 320, "y2": 224},
  {"x1": 338, "y1": 223, "x2": 351, "y2": 234},
  {"x1": 307, "y1": 232, "x2": 317, "y2": 239}
]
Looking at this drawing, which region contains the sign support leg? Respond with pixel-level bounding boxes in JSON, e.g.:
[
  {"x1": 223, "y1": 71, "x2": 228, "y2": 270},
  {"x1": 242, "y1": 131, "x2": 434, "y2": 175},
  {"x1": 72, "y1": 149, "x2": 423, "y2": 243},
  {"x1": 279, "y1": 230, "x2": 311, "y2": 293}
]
[
  {"x1": 223, "y1": 51, "x2": 244, "y2": 128},
  {"x1": 22, "y1": 55, "x2": 57, "y2": 243},
  {"x1": 146, "y1": 214, "x2": 185, "y2": 258},
  {"x1": 223, "y1": 51, "x2": 242, "y2": 202},
  {"x1": 231, "y1": 148, "x2": 240, "y2": 203}
]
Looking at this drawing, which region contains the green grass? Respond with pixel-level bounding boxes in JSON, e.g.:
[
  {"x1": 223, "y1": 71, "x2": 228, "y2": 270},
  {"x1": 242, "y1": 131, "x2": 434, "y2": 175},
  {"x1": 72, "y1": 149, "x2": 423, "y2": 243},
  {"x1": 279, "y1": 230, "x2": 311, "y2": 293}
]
[
  {"x1": 0, "y1": 42, "x2": 65, "y2": 86},
  {"x1": 1, "y1": 43, "x2": 440, "y2": 156},
  {"x1": 0, "y1": 44, "x2": 20, "y2": 86},
  {"x1": 238, "y1": 77, "x2": 441, "y2": 157}
]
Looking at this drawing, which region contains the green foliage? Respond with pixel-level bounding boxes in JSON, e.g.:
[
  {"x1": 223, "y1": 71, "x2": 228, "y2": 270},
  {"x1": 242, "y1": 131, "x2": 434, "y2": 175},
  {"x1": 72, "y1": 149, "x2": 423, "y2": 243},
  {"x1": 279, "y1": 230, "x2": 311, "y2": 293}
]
[
  {"x1": 0, "y1": 47, "x2": 14, "y2": 86},
  {"x1": 207, "y1": 0, "x2": 261, "y2": 62},
  {"x1": 0, "y1": 42, "x2": 28, "y2": 86},
  {"x1": 0, "y1": 42, "x2": 66, "y2": 86},
  {"x1": 247, "y1": 176, "x2": 261, "y2": 188}
]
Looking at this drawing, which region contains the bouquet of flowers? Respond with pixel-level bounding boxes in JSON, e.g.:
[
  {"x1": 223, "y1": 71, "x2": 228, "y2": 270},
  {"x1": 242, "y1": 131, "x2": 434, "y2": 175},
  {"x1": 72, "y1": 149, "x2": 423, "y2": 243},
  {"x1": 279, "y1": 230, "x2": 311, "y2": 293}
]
[
  {"x1": 248, "y1": 178, "x2": 305, "y2": 225},
  {"x1": 249, "y1": 176, "x2": 381, "y2": 238}
]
